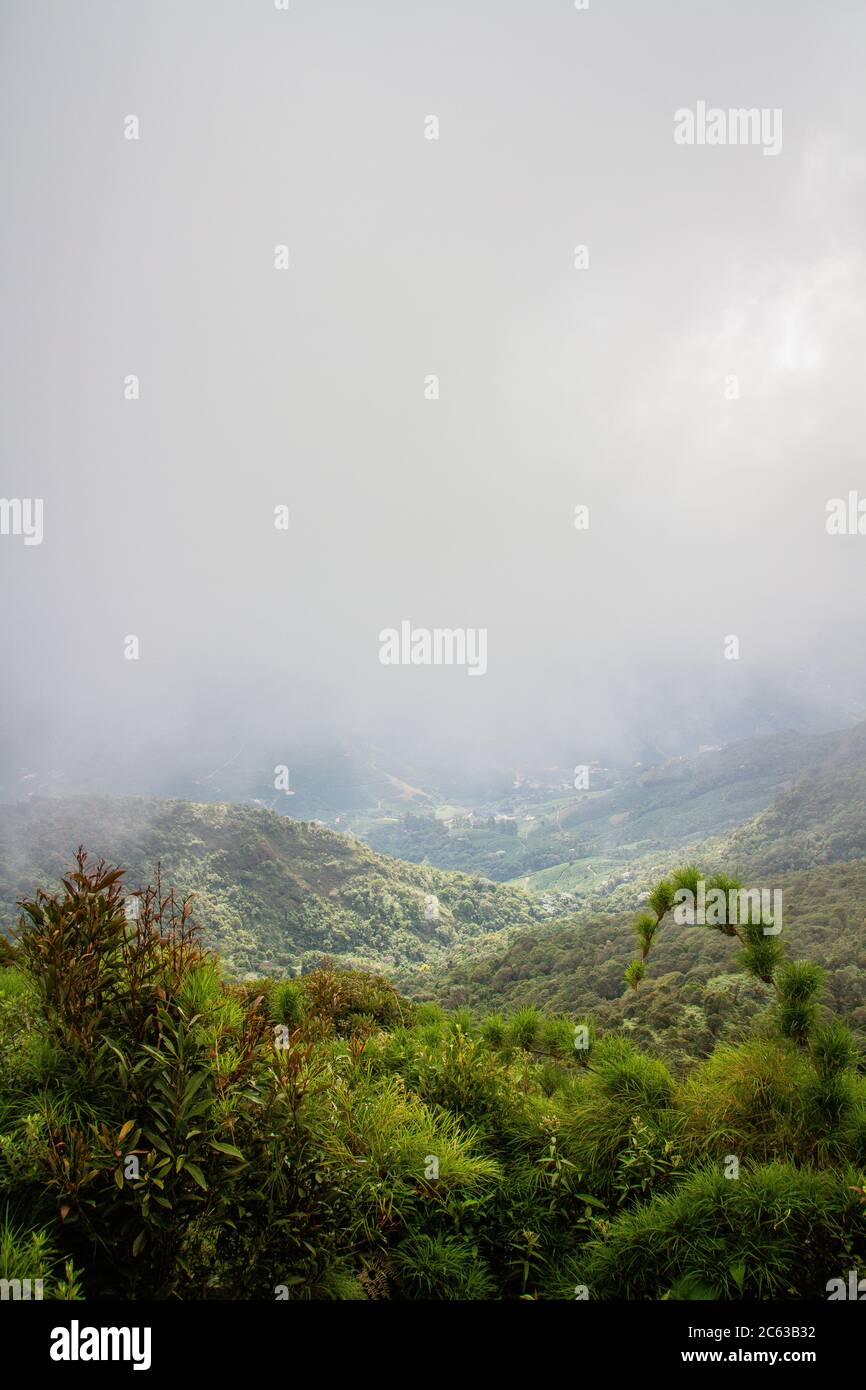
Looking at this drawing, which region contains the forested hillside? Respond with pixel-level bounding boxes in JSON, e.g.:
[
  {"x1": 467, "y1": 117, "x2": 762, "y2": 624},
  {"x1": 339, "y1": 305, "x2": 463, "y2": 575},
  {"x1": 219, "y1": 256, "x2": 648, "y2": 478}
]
[
  {"x1": 413, "y1": 727, "x2": 866, "y2": 1068},
  {"x1": 0, "y1": 798, "x2": 539, "y2": 978},
  {"x1": 358, "y1": 725, "x2": 854, "y2": 893},
  {"x1": 520, "y1": 722, "x2": 866, "y2": 916},
  {"x1": 555, "y1": 728, "x2": 844, "y2": 850},
  {"x1": 415, "y1": 859, "x2": 866, "y2": 1069},
  {"x1": 707, "y1": 721, "x2": 866, "y2": 876}
]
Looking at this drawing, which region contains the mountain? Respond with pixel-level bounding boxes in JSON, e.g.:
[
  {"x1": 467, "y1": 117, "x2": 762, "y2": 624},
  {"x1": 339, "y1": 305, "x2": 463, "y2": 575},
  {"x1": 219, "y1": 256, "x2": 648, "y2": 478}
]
[
  {"x1": 3, "y1": 716, "x2": 865, "y2": 1055},
  {"x1": 410, "y1": 721, "x2": 866, "y2": 1065},
  {"x1": 555, "y1": 728, "x2": 845, "y2": 851},
  {"x1": 354, "y1": 726, "x2": 852, "y2": 891},
  {"x1": 0, "y1": 797, "x2": 539, "y2": 978},
  {"x1": 706, "y1": 720, "x2": 866, "y2": 876},
  {"x1": 513, "y1": 719, "x2": 866, "y2": 903}
]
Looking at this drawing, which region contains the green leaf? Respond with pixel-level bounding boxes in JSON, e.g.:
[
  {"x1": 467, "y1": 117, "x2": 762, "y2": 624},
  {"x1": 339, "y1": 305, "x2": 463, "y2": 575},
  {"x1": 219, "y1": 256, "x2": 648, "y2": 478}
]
[
  {"x1": 184, "y1": 1162, "x2": 208, "y2": 1191},
  {"x1": 181, "y1": 1073, "x2": 208, "y2": 1107},
  {"x1": 209, "y1": 1141, "x2": 245, "y2": 1160},
  {"x1": 142, "y1": 1128, "x2": 173, "y2": 1157}
]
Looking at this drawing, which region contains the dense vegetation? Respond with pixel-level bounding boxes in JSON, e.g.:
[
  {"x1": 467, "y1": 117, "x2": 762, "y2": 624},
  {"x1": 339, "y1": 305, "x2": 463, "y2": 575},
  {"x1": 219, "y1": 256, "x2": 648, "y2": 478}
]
[
  {"x1": 1, "y1": 852, "x2": 864, "y2": 1300},
  {"x1": 418, "y1": 859, "x2": 866, "y2": 1068},
  {"x1": 0, "y1": 798, "x2": 540, "y2": 979},
  {"x1": 363, "y1": 810, "x2": 572, "y2": 882}
]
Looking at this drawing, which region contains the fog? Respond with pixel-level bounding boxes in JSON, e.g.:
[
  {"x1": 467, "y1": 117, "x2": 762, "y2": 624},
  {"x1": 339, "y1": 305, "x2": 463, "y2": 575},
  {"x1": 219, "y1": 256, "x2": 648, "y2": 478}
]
[{"x1": 2, "y1": 0, "x2": 865, "y2": 800}]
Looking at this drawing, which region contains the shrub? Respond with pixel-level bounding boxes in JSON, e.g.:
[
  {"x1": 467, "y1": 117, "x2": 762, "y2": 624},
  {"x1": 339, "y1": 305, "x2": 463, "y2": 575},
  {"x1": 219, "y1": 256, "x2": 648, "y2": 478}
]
[
  {"x1": 270, "y1": 978, "x2": 306, "y2": 1029},
  {"x1": 579, "y1": 1162, "x2": 866, "y2": 1299},
  {"x1": 392, "y1": 1232, "x2": 496, "y2": 1299}
]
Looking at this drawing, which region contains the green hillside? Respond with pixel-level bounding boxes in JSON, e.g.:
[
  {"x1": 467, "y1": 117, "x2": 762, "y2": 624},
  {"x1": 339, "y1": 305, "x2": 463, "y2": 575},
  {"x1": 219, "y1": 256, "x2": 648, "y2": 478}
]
[
  {"x1": 0, "y1": 798, "x2": 539, "y2": 978},
  {"x1": 512, "y1": 720, "x2": 866, "y2": 904},
  {"x1": 360, "y1": 809, "x2": 573, "y2": 883},
  {"x1": 707, "y1": 721, "x2": 866, "y2": 876},
  {"x1": 410, "y1": 726, "x2": 866, "y2": 1068},
  {"x1": 557, "y1": 729, "x2": 844, "y2": 848},
  {"x1": 408, "y1": 722, "x2": 866, "y2": 1067},
  {"x1": 357, "y1": 726, "x2": 849, "y2": 894},
  {"x1": 411, "y1": 858, "x2": 866, "y2": 1070}
]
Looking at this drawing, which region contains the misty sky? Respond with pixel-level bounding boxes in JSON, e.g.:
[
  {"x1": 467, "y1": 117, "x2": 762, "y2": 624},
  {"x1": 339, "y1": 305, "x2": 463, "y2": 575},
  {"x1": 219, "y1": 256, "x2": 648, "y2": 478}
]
[{"x1": 2, "y1": 0, "x2": 865, "y2": 797}]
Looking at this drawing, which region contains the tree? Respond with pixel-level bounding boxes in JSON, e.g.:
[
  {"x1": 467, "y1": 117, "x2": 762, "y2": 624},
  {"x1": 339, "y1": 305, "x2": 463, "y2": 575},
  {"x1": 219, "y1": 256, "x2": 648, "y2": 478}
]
[{"x1": 624, "y1": 865, "x2": 827, "y2": 1048}]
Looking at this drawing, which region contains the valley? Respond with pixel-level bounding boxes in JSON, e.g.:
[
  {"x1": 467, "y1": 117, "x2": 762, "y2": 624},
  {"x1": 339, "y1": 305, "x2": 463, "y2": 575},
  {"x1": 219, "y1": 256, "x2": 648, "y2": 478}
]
[{"x1": 2, "y1": 717, "x2": 865, "y2": 1068}]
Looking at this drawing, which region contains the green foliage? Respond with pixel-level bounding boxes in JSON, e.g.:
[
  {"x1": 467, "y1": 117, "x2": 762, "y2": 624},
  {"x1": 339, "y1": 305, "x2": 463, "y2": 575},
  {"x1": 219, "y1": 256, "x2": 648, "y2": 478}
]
[
  {"x1": 270, "y1": 978, "x2": 306, "y2": 1029},
  {"x1": 670, "y1": 864, "x2": 701, "y2": 897},
  {"x1": 391, "y1": 1232, "x2": 496, "y2": 1299},
  {"x1": 811, "y1": 1021, "x2": 859, "y2": 1078},
  {"x1": 633, "y1": 913, "x2": 658, "y2": 960},
  {"x1": 563, "y1": 1038, "x2": 676, "y2": 1189},
  {"x1": 506, "y1": 1006, "x2": 543, "y2": 1051},
  {"x1": 775, "y1": 960, "x2": 824, "y2": 1043},
  {"x1": 624, "y1": 960, "x2": 646, "y2": 992},
  {"x1": 740, "y1": 933, "x2": 784, "y2": 987},
  {"x1": 480, "y1": 1012, "x2": 506, "y2": 1047},
  {"x1": 0, "y1": 1213, "x2": 83, "y2": 1298},
  {"x1": 579, "y1": 1163, "x2": 866, "y2": 1300},
  {"x1": 613, "y1": 1116, "x2": 684, "y2": 1203},
  {"x1": 675, "y1": 1035, "x2": 866, "y2": 1169},
  {"x1": 778, "y1": 959, "x2": 826, "y2": 1005},
  {"x1": 300, "y1": 966, "x2": 407, "y2": 1035},
  {"x1": 647, "y1": 880, "x2": 675, "y2": 920},
  {"x1": 0, "y1": 799, "x2": 541, "y2": 980},
  {"x1": 2, "y1": 849, "x2": 864, "y2": 1301}
]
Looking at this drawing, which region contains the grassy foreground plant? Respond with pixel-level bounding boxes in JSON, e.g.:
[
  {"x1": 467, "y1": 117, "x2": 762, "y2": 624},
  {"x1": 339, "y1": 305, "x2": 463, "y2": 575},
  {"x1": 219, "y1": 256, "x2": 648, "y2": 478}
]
[{"x1": 0, "y1": 850, "x2": 862, "y2": 1300}]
